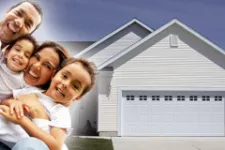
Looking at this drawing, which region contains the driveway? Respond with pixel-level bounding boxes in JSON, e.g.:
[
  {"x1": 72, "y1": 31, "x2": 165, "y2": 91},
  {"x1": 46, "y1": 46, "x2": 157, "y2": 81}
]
[{"x1": 112, "y1": 137, "x2": 225, "y2": 150}]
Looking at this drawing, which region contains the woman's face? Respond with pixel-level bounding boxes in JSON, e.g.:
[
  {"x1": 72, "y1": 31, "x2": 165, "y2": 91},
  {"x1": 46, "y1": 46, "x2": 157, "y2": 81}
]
[{"x1": 24, "y1": 47, "x2": 60, "y2": 86}]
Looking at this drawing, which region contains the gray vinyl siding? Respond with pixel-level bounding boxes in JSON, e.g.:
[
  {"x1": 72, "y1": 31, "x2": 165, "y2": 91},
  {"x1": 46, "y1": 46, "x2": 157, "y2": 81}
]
[
  {"x1": 87, "y1": 23, "x2": 150, "y2": 66},
  {"x1": 98, "y1": 25, "x2": 225, "y2": 131}
]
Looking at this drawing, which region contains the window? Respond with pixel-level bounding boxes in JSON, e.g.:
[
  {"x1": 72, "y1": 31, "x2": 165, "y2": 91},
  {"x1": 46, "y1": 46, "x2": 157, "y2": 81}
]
[
  {"x1": 190, "y1": 96, "x2": 198, "y2": 101},
  {"x1": 126, "y1": 95, "x2": 134, "y2": 101},
  {"x1": 202, "y1": 96, "x2": 210, "y2": 101},
  {"x1": 139, "y1": 95, "x2": 147, "y2": 101},
  {"x1": 177, "y1": 96, "x2": 185, "y2": 101},
  {"x1": 126, "y1": 95, "x2": 130, "y2": 100},
  {"x1": 143, "y1": 95, "x2": 147, "y2": 101},
  {"x1": 215, "y1": 96, "x2": 222, "y2": 101},
  {"x1": 165, "y1": 96, "x2": 172, "y2": 101},
  {"x1": 152, "y1": 96, "x2": 160, "y2": 101}
]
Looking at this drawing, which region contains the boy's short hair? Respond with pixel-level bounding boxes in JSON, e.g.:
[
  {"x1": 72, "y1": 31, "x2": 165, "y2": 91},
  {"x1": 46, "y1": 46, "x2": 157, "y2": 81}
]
[
  {"x1": 9, "y1": 0, "x2": 43, "y2": 33},
  {"x1": 60, "y1": 57, "x2": 97, "y2": 97},
  {"x1": 5, "y1": 35, "x2": 39, "y2": 55}
]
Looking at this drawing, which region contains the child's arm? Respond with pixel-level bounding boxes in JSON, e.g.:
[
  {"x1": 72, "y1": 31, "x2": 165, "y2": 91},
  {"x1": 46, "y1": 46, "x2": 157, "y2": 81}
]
[
  {"x1": 20, "y1": 116, "x2": 67, "y2": 150},
  {"x1": 0, "y1": 105, "x2": 66, "y2": 150}
]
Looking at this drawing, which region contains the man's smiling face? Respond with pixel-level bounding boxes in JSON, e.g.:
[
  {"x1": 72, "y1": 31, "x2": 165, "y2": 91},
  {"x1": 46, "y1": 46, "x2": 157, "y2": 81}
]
[{"x1": 0, "y1": 2, "x2": 41, "y2": 43}]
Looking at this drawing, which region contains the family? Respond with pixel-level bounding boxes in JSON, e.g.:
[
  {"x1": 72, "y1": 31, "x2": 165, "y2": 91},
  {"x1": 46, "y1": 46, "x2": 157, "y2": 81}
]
[{"x1": 0, "y1": 1, "x2": 96, "y2": 150}]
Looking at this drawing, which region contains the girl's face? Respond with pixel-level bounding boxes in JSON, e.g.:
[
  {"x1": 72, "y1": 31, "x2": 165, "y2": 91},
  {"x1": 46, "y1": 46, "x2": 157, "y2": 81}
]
[
  {"x1": 24, "y1": 47, "x2": 60, "y2": 86},
  {"x1": 45, "y1": 62, "x2": 91, "y2": 105},
  {"x1": 5, "y1": 39, "x2": 34, "y2": 72}
]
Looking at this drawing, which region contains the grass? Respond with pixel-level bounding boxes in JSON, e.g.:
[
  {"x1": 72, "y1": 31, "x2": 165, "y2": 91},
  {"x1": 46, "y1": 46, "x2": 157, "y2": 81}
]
[{"x1": 65, "y1": 137, "x2": 114, "y2": 150}]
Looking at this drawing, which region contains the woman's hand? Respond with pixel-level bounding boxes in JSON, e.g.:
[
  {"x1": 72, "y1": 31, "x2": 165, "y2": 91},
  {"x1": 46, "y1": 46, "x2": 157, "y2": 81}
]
[
  {"x1": 17, "y1": 94, "x2": 49, "y2": 120},
  {"x1": 0, "y1": 105, "x2": 27, "y2": 124},
  {"x1": 8, "y1": 100, "x2": 29, "y2": 119}
]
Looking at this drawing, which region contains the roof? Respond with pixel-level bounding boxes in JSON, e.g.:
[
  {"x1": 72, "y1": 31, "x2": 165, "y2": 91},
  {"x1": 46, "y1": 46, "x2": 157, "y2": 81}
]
[
  {"x1": 98, "y1": 19, "x2": 225, "y2": 70},
  {"x1": 56, "y1": 41, "x2": 94, "y2": 56},
  {"x1": 75, "y1": 18, "x2": 154, "y2": 57}
]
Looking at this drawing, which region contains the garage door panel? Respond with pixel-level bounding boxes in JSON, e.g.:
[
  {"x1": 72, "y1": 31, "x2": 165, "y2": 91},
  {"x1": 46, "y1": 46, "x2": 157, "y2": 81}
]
[
  {"x1": 124, "y1": 125, "x2": 136, "y2": 134},
  {"x1": 212, "y1": 124, "x2": 224, "y2": 133},
  {"x1": 211, "y1": 106, "x2": 224, "y2": 113},
  {"x1": 199, "y1": 115, "x2": 211, "y2": 123},
  {"x1": 186, "y1": 114, "x2": 198, "y2": 123},
  {"x1": 175, "y1": 105, "x2": 186, "y2": 113},
  {"x1": 150, "y1": 124, "x2": 162, "y2": 134},
  {"x1": 200, "y1": 106, "x2": 212, "y2": 113},
  {"x1": 211, "y1": 114, "x2": 224, "y2": 123},
  {"x1": 151, "y1": 115, "x2": 162, "y2": 123},
  {"x1": 151, "y1": 105, "x2": 161, "y2": 113},
  {"x1": 163, "y1": 124, "x2": 173, "y2": 134},
  {"x1": 163, "y1": 115, "x2": 174, "y2": 123},
  {"x1": 186, "y1": 105, "x2": 199, "y2": 113},
  {"x1": 137, "y1": 105, "x2": 148, "y2": 114},
  {"x1": 174, "y1": 114, "x2": 187, "y2": 123},
  {"x1": 124, "y1": 106, "x2": 137, "y2": 122},
  {"x1": 121, "y1": 91, "x2": 225, "y2": 136},
  {"x1": 139, "y1": 114, "x2": 149, "y2": 123},
  {"x1": 199, "y1": 124, "x2": 211, "y2": 133},
  {"x1": 136, "y1": 125, "x2": 149, "y2": 133},
  {"x1": 163, "y1": 105, "x2": 175, "y2": 113}
]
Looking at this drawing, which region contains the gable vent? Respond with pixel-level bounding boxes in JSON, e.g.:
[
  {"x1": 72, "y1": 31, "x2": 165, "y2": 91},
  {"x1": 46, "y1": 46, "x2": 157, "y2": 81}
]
[{"x1": 170, "y1": 35, "x2": 178, "y2": 47}]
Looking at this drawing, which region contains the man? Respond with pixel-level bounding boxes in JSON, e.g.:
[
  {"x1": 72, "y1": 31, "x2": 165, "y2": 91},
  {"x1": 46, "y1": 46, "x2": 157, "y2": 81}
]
[
  {"x1": 0, "y1": 0, "x2": 42, "y2": 48},
  {"x1": 0, "y1": 1, "x2": 48, "y2": 150}
]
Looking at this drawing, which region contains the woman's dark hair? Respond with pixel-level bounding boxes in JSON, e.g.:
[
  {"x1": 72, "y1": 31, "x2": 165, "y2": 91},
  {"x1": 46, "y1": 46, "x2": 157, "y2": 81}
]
[{"x1": 37, "y1": 41, "x2": 71, "y2": 89}]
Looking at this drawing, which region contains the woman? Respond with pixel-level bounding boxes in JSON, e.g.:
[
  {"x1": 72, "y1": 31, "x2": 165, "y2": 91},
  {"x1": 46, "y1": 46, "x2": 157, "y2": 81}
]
[
  {"x1": 0, "y1": 41, "x2": 70, "y2": 150},
  {"x1": 24, "y1": 41, "x2": 70, "y2": 89}
]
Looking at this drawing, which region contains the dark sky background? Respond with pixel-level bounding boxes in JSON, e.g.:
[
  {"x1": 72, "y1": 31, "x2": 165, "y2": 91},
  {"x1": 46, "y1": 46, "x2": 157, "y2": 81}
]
[{"x1": 0, "y1": 0, "x2": 225, "y2": 49}]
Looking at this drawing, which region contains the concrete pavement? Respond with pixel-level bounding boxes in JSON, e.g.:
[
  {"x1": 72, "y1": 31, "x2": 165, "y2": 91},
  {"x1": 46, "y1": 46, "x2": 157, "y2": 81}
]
[{"x1": 112, "y1": 137, "x2": 225, "y2": 150}]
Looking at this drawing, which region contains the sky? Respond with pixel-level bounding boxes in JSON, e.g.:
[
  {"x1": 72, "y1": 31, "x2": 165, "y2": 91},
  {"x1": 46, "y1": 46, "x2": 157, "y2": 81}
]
[{"x1": 0, "y1": 0, "x2": 225, "y2": 49}]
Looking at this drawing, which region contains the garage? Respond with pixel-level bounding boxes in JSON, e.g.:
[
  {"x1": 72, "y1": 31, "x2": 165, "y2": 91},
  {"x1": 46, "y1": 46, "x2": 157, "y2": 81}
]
[{"x1": 120, "y1": 90, "x2": 225, "y2": 136}]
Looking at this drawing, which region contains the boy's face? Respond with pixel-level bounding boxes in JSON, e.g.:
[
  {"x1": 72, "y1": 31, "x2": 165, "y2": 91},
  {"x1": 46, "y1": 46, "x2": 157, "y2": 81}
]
[
  {"x1": 45, "y1": 62, "x2": 91, "y2": 105},
  {"x1": 5, "y1": 39, "x2": 34, "y2": 72},
  {"x1": 0, "y1": 2, "x2": 41, "y2": 43}
]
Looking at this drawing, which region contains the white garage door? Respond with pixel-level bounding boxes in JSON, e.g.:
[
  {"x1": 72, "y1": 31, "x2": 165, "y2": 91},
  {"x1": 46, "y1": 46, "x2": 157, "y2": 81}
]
[{"x1": 121, "y1": 91, "x2": 225, "y2": 136}]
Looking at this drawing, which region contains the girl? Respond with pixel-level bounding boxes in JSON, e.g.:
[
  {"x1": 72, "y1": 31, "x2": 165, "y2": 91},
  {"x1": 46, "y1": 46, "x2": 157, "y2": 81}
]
[
  {"x1": 0, "y1": 57, "x2": 96, "y2": 150},
  {"x1": 0, "y1": 35, "x2": 38, "y2": 100}
]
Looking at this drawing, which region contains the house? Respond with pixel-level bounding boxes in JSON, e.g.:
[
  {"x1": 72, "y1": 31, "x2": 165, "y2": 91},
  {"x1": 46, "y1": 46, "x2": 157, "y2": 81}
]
[{"x1": 73, "y1": 18, "x2": 225, "y2": 137}]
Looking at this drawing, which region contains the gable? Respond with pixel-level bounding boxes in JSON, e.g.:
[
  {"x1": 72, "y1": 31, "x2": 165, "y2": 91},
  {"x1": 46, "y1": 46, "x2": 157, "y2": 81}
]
[
  {"x1": 75, "y1": 19, "x2": 153, "y2": 66},
  {"x1": 57, "y1": 41, "x2": 94, "y2": 56},
  {"x1": 110, "y1": 24, "x2": 225, "y2": 88},
  {"x1": 99, "y1": 20, "x2": 225, "y2": 71},
  {"x1": 87, "y1": 23, "x2": 151, "y2": 66}
]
